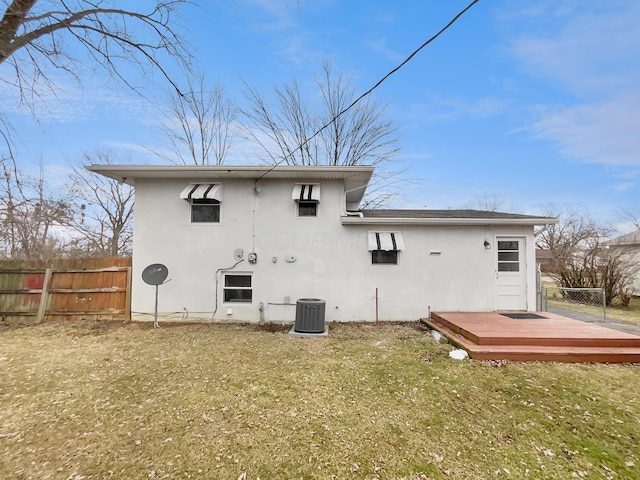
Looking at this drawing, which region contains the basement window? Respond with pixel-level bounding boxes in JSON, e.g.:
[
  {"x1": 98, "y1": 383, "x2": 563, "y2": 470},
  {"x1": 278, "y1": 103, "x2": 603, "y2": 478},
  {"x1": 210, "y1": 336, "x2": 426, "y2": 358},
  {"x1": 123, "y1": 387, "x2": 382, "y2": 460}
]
[{"x1": 224, "y1": 274, "x2": 252, "y2": 303}]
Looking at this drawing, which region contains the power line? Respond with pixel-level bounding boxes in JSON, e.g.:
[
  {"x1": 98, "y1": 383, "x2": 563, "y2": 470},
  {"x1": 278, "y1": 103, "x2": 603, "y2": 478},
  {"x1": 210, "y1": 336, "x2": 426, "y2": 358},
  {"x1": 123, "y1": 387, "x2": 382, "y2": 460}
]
[{"x1": 255, "y1": 0, "x2": 481, "y2": 182}]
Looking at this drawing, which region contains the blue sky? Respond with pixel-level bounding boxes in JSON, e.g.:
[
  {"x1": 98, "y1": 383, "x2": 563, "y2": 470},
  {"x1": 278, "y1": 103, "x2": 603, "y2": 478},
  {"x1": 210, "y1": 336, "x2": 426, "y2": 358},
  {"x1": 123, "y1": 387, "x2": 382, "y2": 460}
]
[{"x1": 3, "y1": 0, "x2": 640, "y2": 228}]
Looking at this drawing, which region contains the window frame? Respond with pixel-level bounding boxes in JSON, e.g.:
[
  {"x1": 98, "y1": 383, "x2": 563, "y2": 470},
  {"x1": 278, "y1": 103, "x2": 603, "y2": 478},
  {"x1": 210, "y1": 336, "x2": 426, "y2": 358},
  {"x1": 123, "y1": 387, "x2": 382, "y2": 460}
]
[
  {"x1": 190, "y1": 198, "x2": 221, "y2": 224},
  {"x1": 497, "y1": 240, "x2": 520, "y2": 272},
  {"x1": 371, "y1": 249, "x2": 399, "y2": 265},
  {"x1": 297, "y1": 200, "x2": 318, "y2": 217},
  {"x1": 223, "y1": 273, "x2": 253, "y2": 303}
]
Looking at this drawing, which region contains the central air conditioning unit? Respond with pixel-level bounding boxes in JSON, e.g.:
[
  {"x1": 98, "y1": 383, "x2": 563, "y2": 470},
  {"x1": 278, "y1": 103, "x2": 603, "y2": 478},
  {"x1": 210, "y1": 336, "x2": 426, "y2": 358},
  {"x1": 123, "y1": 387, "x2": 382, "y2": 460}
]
[{"x1": 294, "y1": 298, "x2": 326, "y2": 333}]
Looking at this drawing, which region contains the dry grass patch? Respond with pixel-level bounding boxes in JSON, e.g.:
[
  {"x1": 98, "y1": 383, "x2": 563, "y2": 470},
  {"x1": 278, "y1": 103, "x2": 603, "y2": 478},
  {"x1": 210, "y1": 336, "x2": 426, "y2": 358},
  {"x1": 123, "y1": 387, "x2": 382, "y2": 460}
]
[{"x1": 0, "y1": 321, "x2": 638, "y2": 479}]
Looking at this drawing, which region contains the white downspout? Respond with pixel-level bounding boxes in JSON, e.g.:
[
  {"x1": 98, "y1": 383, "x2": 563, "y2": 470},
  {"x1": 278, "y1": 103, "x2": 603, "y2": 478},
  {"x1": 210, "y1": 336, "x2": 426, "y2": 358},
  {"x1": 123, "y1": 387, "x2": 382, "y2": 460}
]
[
  {"x1": 343, "y1": 184, "x2": 367, "y2": 214},
  {"x1": 534, "y1": 224, "x2": 552, "y2": 237},
  {"x1": 343, "y1": 210, "x2": 364, "y2": 217}
]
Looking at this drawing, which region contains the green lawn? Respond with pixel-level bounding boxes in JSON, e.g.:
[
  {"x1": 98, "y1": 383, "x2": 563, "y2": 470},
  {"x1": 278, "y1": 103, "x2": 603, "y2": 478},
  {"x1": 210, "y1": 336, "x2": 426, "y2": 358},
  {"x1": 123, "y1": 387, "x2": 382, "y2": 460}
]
[{"x1": 0, "y1": 321, "x2": 638, "y2": 480}]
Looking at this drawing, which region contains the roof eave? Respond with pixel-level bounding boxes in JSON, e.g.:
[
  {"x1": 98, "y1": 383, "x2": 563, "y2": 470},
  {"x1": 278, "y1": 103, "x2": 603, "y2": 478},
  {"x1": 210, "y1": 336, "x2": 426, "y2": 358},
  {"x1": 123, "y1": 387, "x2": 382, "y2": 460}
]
[
  {"x1": 86, "y1": 164, "x2": 374, "y2": 178},
  {"x1": 341, "y1": 216, "x2": 558, "y2": 226},
  {"x1": 608, "y1": 241, "x2": 640, "y2": 247}
]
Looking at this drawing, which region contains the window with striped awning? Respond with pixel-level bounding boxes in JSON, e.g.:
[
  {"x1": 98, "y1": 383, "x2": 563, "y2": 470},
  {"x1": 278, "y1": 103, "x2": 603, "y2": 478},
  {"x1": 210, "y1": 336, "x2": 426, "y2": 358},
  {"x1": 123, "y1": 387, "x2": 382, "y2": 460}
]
[
  {"x1": 368, "y1": 232, "x2": 404, "y2": 265},
  {"x1": 292, "y1": 184, "x2": 320, "y2": 217},
  {"x1": 180, "y1": 184, "x2": 222, "y2": 223},
  {"x1": 179, "y1": 183, "x2": 223, "y2": 201}
]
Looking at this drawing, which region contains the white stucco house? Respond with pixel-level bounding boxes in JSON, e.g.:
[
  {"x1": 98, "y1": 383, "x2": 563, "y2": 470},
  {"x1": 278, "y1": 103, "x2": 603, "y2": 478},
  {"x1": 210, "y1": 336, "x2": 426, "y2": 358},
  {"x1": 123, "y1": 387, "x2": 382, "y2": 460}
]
[{"x1": 88, "y1": 164, "x2": 556, "y2": 323}]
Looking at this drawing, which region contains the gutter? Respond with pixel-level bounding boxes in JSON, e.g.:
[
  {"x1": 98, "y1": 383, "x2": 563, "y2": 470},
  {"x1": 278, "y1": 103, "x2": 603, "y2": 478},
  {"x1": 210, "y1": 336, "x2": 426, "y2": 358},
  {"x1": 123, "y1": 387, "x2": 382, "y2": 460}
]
[
  {"x1": 534, "y1": 224, "x2": 553, "y2": 237},
  {"x1": 341, "y1": 217, "x2": 558, "y2": 227}
]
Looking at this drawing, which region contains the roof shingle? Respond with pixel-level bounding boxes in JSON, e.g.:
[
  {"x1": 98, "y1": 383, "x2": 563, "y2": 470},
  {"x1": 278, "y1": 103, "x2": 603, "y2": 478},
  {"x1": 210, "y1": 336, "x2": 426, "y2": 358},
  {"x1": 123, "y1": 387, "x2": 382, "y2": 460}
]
[{"x1": 359, "y1": 209, "x2": 554, "y2": 221}]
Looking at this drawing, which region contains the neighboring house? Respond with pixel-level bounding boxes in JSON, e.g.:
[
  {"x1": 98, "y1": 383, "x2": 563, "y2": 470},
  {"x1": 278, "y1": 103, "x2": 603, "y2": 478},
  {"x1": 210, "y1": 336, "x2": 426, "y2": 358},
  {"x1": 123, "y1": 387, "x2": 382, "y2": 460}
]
[
  {"x1": 535, "y1": 248, "x2": 555, "y2": 272},
  {"x1": 607, "y1": 229, "x2": 640, "y2": 296},
  {"x1": 88, "y1": 164, "x2": 557, "y2": 323}
]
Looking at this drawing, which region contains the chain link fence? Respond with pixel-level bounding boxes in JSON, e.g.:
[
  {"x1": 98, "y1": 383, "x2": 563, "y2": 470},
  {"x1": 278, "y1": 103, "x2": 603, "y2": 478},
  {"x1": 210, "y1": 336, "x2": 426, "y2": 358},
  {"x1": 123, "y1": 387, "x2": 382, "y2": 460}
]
[{"x1": 541, "y1": 286, "x2": 607, "y2": 322}]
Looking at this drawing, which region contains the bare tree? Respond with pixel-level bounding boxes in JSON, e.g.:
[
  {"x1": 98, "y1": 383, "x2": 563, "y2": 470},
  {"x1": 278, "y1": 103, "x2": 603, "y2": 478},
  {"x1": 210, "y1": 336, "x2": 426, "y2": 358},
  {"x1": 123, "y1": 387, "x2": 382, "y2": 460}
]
[
  {"x1": 242, "y1": 77, "x2": 318, "y2": 165},
  {"x1": 0, "y1": 157, "x2": 72, "y2": 259},
  {"x1": 67, "y1": 150, "x2": 134, "y2": 257},
  {"x1": 242, "y1": 61, "x2": 399, "y2": 167},
  {"x1": 617, "y1": 207, "x2": 640, "y2": 232},
  {"x1": 0, "y1": 1, "x2": 192, "y2": 254},
  {"x1": 0, "y1": 1, "x2": 190, "y2": 100},
  {"x1": 316, "y1": 61, "x2": 398, "y2": 167},
  {"x1": 0, "y1": 0, "x2": 191, "y2": 158},
  {"x1": 465, "y1": 193, "x2": 505, "y2": 212},
  {"x1": 536, "y1": 209, "x2": 640, "y2": 306},
  {"x1": 241, "y1": 61, "x2": 400, "y2": 206},
  {"x1": 536, "y1": 209, "x2": 599, "y2": 263},
  {"x1": 151, "y1": 73, "x2": 238, "y2": 165}
]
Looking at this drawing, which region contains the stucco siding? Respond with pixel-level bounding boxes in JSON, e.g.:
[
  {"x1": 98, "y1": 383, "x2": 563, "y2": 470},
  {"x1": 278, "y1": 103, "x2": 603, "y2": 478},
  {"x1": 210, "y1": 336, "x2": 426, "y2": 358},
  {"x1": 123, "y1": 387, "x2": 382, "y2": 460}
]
[{"x1": 131, "y1": 177, "x2": 537, "y2": 322}]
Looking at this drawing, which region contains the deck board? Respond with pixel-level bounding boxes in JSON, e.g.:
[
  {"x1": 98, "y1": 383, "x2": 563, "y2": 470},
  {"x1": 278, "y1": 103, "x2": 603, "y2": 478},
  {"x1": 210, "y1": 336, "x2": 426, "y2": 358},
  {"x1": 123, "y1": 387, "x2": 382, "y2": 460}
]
[{"x1": 421, "y1": 311, "x2": 640, "y2": 363}]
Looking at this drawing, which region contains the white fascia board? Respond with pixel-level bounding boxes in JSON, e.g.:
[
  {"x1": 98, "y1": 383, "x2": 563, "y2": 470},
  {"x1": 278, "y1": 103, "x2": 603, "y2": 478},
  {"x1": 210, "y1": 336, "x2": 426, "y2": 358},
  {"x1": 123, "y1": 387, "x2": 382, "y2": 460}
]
[
  {"x1": 86, "y1": 164, "x2": 374, "y2": 184},
  {"x1": 341, "y1": 216, "x2": 558, "y2": 227},
  {"x1": 87, "y1": 164, "x2": 374, "y2": 208}
]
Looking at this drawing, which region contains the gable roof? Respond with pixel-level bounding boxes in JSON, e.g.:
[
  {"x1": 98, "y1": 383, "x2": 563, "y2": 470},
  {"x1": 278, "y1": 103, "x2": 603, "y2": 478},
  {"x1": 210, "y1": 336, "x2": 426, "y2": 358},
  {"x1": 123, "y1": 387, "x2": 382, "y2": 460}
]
[{"x1": 342, "y1": 209, "x2": 556, "y2": 226}]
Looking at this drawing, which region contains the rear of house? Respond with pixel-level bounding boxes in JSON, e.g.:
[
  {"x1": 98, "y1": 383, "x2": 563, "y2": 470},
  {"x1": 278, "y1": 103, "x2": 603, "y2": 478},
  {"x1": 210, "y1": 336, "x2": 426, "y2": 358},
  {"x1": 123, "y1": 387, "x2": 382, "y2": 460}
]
[{"x1": 88, "y1": 164, "x2": 555, "y2": 323}]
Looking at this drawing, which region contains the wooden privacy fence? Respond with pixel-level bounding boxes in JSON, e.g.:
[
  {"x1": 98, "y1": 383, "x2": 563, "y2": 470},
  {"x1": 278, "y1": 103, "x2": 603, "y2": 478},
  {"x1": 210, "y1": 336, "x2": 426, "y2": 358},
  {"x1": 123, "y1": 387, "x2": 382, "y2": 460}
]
[{"x1": 0, "y1": 257, "x2": 132, "y2": 322}]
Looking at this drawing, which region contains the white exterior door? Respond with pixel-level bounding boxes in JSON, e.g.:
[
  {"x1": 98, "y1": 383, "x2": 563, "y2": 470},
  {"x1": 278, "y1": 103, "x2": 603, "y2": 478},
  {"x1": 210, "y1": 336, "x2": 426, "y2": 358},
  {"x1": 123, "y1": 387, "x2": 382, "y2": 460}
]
[{"x1": 495, "y1": 237, "x2": 527, "y2": 311}]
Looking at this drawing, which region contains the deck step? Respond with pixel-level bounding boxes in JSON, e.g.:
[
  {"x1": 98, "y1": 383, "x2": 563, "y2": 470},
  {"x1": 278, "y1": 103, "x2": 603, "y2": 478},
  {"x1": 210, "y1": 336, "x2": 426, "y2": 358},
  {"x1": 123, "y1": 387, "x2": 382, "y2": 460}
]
[{"x1": 421, "y1": 317, "x2": 640, "y2": 363}]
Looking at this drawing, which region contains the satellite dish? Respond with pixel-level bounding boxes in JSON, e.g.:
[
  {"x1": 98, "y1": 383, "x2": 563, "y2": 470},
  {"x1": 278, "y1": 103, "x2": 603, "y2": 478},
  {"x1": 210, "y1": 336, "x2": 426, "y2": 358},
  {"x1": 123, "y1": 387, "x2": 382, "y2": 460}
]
[
  {"x1": 142, "y1": 263, "x2": 168, "y2": 286},
  {"x1": 142, "y1": 263, "x2": 169, "y2": 328}
]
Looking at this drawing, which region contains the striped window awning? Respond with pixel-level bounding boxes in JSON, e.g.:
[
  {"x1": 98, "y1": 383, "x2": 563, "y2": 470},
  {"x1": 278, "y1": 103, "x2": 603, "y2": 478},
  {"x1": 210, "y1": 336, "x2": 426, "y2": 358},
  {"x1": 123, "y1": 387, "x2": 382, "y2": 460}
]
[
  {"x1": 368, "y1": 232, "x2": 405, "y2": 251},
  {"x1": 180, "y1": 183, "x2": 222, "y2": 201},
  {"x1": 292, "y1": 184, "x2": 320, "y2": 202}
]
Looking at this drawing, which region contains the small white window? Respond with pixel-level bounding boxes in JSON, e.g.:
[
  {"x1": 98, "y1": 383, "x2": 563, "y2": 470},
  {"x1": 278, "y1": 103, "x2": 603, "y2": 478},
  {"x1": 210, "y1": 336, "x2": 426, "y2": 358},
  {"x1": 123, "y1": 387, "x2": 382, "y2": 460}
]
[
  {"x1": 372, "y1": 250, "x2": 398, "y2": 265},
  {"x1": 191, "y1": 199, "x2": 219, "y2": 223},
  {"x1": 224, "y1": 274, "x2": 252, "y2": 303},
  {"x1": 298, "y1": 201, "x2": 318, "y2": 217}
]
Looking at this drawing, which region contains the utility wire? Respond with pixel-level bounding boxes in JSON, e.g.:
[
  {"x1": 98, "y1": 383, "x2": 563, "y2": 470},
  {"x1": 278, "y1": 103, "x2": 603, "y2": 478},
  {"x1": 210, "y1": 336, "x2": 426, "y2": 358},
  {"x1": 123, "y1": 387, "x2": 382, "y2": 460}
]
[{"x1": 255, "y1": 0, "x2": 481, "y2": 182}]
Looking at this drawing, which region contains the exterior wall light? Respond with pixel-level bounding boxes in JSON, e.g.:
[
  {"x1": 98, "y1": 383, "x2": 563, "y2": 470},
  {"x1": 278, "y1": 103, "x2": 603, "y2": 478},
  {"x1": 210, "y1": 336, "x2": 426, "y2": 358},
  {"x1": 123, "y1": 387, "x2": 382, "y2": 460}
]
[{"x1": 484, "y1": 240, "x2": 491, "y2": 249}]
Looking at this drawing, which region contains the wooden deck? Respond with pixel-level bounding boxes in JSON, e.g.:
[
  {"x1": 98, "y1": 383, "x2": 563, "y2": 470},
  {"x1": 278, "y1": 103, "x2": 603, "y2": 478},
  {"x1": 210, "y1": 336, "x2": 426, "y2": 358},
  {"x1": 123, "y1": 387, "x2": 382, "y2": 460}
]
[{"x1": 421, "y1": 311, "x2": 640, "y2": 363}]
